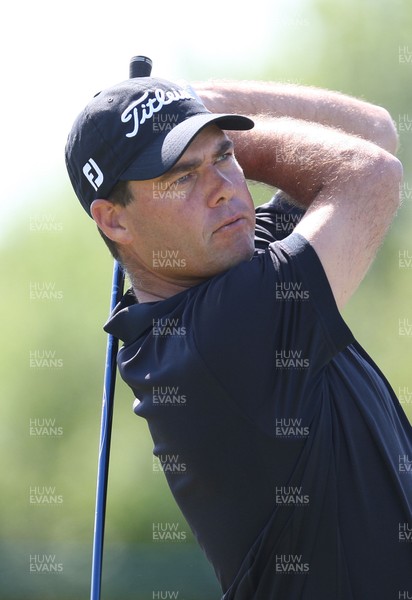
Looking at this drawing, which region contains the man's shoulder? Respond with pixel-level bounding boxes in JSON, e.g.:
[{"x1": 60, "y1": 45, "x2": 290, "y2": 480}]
[
  {"x1": 255, "y1": 192, "x2": 305, "y2": 248},
  {"x1": 104, "y1": 231, "x2": 323, "y2": 348}
]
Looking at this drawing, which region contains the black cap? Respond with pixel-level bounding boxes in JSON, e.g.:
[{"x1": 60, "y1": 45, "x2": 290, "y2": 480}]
[{"x1": 65, "y1": 76, "x2": 254, "y2": 216}]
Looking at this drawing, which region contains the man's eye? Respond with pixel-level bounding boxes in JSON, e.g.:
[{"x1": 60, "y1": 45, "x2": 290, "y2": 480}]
[
  {"x1": 175, "y1": 173, "x2": 192, "y2": 185},
  {"x1": 216, "y1": 152, "x2": 234, "y2": 163}
]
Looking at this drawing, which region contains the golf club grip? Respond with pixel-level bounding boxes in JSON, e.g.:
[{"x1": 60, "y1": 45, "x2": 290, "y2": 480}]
[{"x1": 129, "y1": 55, "x2": 153, "y2": 78}]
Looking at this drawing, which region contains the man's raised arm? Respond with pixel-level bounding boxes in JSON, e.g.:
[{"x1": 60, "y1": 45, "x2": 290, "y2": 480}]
[
  {"x1": 248, "y1": 116, "x2": 401, "y2": 310},
  {"x1": 196, "y1": 82, "x2": 402, "y2": 308},
  {"x1": 195, "y1": 80, "x2": 399, "y2": 154}
]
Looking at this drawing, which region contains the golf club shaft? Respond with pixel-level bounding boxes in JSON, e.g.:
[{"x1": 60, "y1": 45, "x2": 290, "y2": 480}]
[
  {"x1": 90, "y1": 260, "x2": 124, "y2": 600},
  {"x1": 90, "y1": 55, "x2": 152, "y2": 600}
]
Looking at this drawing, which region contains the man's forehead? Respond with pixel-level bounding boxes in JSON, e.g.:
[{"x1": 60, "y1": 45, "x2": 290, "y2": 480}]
[
  {"x1": 187, "y1": 123, "x2": 231, "y2": 148},
  {"x1": 174, "y1": 125, "x2": 232, "y2": 163}
]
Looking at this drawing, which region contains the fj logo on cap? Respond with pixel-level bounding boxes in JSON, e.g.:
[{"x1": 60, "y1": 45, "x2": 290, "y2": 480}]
[
  {"x1": 83, "y1": 158, "x2": 104, "y2": 191},
  {"x1": 121, "y1": 88, "x2": 195, "y2": 138}
]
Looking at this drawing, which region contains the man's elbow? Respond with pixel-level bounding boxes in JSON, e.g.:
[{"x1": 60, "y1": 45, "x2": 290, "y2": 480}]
[
  {"x1": 374, "y1": 151, "x2": 403, "y2": 211},
  {"x1": 392, "y1": 155, "x2": 403, "y2": 211},
  {"x1": 375, "y1": 107, "x2": 400, "y2": 155}
]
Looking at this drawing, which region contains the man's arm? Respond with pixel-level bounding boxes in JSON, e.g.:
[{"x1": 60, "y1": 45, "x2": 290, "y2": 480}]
[
  {"x1": 232, "y1": 115, "x2": 403, "y2": 310},
  {"x1": 194, "y1": 80, "x2": 399, "y2": 154},
  {"x1": 195, "y1": 80, "x2": 402, "y2": 309}
]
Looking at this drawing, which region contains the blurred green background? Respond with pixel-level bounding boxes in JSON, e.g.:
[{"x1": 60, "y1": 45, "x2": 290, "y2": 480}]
[{"x1": 1, "y1": 0, "x2": 411, "y2": 598}]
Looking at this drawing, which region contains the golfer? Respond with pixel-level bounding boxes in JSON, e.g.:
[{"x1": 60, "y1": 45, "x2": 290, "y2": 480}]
[{"x1": 66, "y1": 73, "x2": 412, "y2": 598}]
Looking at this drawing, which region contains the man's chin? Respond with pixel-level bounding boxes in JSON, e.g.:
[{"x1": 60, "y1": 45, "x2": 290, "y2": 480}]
[{"x1": 211, "y1": 244, "x2": 255, "y2": 276}]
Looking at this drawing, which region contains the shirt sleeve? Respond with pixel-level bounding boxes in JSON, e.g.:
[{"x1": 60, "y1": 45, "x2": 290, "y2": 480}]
[{"x1": 190, "y1": 232, "x2": 354, "y2": 427}]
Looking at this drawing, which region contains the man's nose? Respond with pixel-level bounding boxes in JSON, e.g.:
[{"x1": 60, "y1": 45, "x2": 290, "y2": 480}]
[{"x1": 205, "y1": 165, "x2": 235, "y2": 207}]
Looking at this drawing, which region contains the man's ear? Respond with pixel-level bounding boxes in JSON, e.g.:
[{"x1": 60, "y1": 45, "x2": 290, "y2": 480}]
[{"x1": 90, "y1": 199, "x2": 133, "y2": 244}]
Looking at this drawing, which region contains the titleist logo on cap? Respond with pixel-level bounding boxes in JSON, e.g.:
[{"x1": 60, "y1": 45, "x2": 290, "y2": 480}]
[
  {"x1": 65, "y1": 74, "x2": 253, "y2": 216},
  {"x1": 121, "y1": 87, "x2": 196, "y2": 138}
]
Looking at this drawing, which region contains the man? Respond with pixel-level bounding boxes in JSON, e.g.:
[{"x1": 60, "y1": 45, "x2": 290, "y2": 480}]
[{"x1": 65, "y1": 71, "x2": 412, "y2": 598}]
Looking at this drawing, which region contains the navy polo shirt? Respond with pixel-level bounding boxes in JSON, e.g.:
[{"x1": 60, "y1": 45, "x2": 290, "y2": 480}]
[{"x1": 105, "y1": 196, "x2": 412, "y2": 598}]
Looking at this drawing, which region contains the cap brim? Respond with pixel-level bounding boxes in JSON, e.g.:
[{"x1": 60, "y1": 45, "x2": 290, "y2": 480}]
[{"x1": 120, "y1": 113, "x2": 254, "y2": 181}]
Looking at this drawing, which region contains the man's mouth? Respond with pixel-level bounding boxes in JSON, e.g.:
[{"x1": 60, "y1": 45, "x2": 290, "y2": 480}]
[{"x1": 213, "y1": 215, "x2": 246, "y2": 233}]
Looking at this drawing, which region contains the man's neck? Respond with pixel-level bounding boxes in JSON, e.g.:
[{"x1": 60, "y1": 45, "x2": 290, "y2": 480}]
[
  {"x1": 133, "y1": 288, "x2": 171, "y2": 303},
  {"x1": 132, "y1": 273, "x2": 205, "y2": 304}
]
